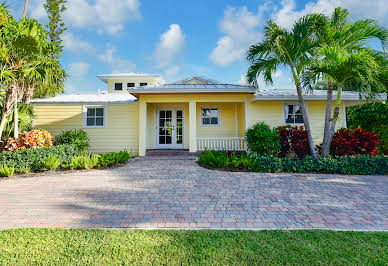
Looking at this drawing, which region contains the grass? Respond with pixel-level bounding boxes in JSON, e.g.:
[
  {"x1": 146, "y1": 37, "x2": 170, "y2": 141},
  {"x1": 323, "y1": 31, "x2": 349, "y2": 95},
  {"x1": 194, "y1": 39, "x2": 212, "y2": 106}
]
[{"x1": 0, "y1": 229, "x2": 387, "y2": 265}]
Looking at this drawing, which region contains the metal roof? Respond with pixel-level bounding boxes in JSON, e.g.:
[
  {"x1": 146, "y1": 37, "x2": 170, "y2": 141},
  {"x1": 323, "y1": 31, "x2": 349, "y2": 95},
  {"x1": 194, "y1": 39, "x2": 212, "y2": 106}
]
[
  {"x1": 253, "y1": 89, "x2": 387, "y2": 101},
  {"x1": 31, "y1": 93, "x2": 136, "y2": 104}
]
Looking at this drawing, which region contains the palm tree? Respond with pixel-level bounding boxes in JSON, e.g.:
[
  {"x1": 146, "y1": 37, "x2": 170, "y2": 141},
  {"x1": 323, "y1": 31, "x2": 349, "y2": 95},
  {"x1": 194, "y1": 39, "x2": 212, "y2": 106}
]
[
  {"x1": 306, "y1": 8, "x2": 388, "y2": 157},
  {"x1": 246, "y1": 14, "x2": 326, "y2": 159}
]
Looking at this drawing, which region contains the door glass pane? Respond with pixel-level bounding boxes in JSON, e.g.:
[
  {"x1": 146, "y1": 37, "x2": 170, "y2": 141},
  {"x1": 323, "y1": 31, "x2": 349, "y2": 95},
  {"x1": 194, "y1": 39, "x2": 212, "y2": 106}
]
[
  {"x1": 166, "y1": 136, "x2": 172, "y2": 144},
  {"x1": 177, "y1": 110, "x2": 182, "y2": 119},
  {"x1": 159, "y1": 136, "x2": 165, "y2": 144}
]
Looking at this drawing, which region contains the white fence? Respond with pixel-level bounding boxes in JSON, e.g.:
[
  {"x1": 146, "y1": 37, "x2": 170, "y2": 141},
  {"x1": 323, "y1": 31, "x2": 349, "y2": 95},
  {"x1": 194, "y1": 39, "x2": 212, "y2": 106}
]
[{"x1": 197, "y1": 137, "x2": 247, "y2": 151}]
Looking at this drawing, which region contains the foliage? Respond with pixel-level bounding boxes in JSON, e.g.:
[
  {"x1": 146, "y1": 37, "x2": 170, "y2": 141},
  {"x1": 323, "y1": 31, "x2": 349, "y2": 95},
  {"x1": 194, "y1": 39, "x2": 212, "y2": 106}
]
[
  {"x1": 347, "y1": 102, "x2": 388, "y2": 154},
  {"x1": 56, "y1": 129, "x2": 89, "y2": 151},
  {"x1": 3, "y1": 129, "x2": 53, "y2": 151},
  {"x1": 330, "y1": 127, "x2": 380, "y2": 156},
  {"x1": 197, "y1": 150, "x2": 230, "y2": 168},
  {"x1": 249, "y1": 155, "x2": 387, "y2": 175},
  {"x1": 229, "y1": 152, "x2": 252, "y2": 169},
  {"x1": 0, "y1": 144, "x2": 82, "y2": 172},
  {"x1": 97, "y1": 151, "x2": 131, "y2": 167},
  {"x1": 0, "y1": 100, "x2": 35, "y2": 142},
  {"x1": 44, "y1": 0, "x2": 67, "y2": 55},
  {"x1": 41, "y1": 154, "x2": 61, "y2": 171},
  {"x1": 245, "y1": 122, "x2": 280, "y2": 155},
  {"x1": 63, "y1": 154, "x2": 99, "y2": 170},
  {"x1": 0, "y1": 162, "x2": 14, "y2": 177},
  {"x1": 275, "y1": 126, "x2": 310, "y2": 159}
]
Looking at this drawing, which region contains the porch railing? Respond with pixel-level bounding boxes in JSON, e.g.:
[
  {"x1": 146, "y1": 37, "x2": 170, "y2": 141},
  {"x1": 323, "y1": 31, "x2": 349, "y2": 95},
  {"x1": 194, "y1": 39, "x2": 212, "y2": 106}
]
[{"x1": 197, "y1": 137, "x2": 247, "y2": 151}]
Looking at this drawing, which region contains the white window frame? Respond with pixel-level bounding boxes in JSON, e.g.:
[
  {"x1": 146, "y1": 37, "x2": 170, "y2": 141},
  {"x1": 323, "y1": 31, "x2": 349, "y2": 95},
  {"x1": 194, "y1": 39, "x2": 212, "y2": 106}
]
[
  {"x1": 83, "y1": 105, "x2": 107, "y2": 128},
  {"x1": 283, "y1": 102, "x2": 306, "y2": 126},
  {"x1": 200, "y1": 105, "x2": 221, "y2": 126}
]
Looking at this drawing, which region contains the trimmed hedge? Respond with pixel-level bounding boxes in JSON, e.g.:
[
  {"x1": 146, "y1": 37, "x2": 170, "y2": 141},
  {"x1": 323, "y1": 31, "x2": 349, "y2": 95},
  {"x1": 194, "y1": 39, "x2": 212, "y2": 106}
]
[
  {"x1": 0, "y1": 144, "x2": 83, "y2": 173},
  {"x1": 250, "y1": 155, "x2": 388, "y2": 175}
]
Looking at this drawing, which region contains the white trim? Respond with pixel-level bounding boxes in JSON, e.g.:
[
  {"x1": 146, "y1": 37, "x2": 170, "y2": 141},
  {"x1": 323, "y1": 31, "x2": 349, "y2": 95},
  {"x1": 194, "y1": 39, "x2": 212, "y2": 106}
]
[
  {"x1": 82, "y1": 104, "x2": 107, "y2": 128},
  {"x1": 235, "y1": 103, "x2": 238, "y2": 137},
  {"x1": 200, "y1": 105, "x2": 221, "y2": 127},
  {"x1": 342, "y1": 103, "x2": 347, "y2": 128},
  {"x1": 146, "y1": 104, "x2": 149, "y2": 149},
  {"x1": 283, "y1": 102, "x2": 307, "y2": 126},
  {"x1": 244, "y1": 96, "x2": 248, "y2": 130},
  {"x1": 130, "y1": 88, "x2": 253, "y2": 94},
  {"x1": 155, "y1": 106, "x2": 185, "y2": 149}
]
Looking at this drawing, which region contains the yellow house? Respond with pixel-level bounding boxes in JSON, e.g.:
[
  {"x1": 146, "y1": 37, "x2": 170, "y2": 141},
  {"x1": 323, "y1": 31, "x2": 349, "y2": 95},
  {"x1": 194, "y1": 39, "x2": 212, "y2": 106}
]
[{"x1": 32, "y1": 73, "x2": 370, "y2": 156}]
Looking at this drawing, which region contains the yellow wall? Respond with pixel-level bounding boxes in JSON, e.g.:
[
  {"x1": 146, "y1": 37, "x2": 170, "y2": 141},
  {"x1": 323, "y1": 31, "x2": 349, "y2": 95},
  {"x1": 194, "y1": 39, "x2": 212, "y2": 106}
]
[
  {"x1": 33, "y1": 104, "x2": 139, "y2": 155},
  {"x1": 108, "y1": 78, "x2": 158, "y2": 93}
]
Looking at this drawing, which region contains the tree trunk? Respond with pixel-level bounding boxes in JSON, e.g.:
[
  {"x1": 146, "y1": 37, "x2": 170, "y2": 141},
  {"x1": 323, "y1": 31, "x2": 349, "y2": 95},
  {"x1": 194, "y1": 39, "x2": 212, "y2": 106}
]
[
  {"x1": 0, "y1": 83, "x2": 16, "y2": 142},
  {"x1": 13, "y1": 98, "x2": 18, "y2": 139},
  {"x1": 322, "y1": 85, "x2": 343, "y2": 157},
  {"x1": 296, "y1": 82, "x2": 318, "y2": 159},
  {"x1": 322, "y1": 81, "x2": 333, "y2": 157},
  {"x1": 0, "y1": 111, "x2": 7, "y2": 142}
]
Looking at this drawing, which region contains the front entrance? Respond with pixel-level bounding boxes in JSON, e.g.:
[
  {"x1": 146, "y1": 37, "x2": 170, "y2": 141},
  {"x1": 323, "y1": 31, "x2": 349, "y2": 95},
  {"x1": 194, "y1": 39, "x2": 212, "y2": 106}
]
[{"x1": 156, "y1": 107, "x2": 184, "y2": 149}]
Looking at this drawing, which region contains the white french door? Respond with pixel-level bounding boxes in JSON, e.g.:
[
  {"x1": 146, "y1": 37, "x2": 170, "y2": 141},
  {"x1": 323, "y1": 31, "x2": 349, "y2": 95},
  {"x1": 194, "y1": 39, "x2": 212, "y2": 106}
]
[{"x1": 156, "y1": 108, "x2": 184, "y2": 149}]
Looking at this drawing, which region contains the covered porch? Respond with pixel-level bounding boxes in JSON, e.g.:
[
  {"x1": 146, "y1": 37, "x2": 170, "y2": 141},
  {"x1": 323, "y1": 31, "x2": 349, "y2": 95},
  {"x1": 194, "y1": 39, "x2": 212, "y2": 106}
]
[{"x1": 138, "y1": 94, "x2": 248, "y2": 156}]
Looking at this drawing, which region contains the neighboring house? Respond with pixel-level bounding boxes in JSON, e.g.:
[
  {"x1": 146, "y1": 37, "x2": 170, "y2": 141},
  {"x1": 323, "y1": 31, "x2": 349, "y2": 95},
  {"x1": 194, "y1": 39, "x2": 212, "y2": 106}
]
[{"x1": 31, "y1": 73, "x2": 381, "y2": 156}]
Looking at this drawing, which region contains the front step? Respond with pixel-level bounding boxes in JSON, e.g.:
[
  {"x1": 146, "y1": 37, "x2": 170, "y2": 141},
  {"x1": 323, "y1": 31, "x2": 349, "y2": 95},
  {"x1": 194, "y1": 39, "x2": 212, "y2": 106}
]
[{"x1": 146, "y1": 149, "x2": 200, "y2": 156}]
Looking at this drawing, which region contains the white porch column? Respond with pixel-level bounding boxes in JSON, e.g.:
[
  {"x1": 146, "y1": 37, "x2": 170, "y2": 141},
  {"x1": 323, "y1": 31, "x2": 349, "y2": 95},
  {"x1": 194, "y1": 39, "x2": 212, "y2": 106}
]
[
  {"x1": 189, "y1": 101, "x2": 197, "y2": 153},
  {"x1": 139, "y1": 101, "x2": 147, "y2": 156}
]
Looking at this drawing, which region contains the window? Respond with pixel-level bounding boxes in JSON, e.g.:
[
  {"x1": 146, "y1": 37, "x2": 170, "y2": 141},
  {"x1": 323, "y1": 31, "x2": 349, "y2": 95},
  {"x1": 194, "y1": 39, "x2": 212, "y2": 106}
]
[
  {"x1": 139, "y1": 82, "x2": 148, "y2": 86},
  {"x1": 84, "y1": 106, "x2": 105, "y2": 127},
  {"x1": 114, "y1": 83, "x2": 123, "y2": 91},
  {"x1": 201, "y1": 107, "x2": 219, "y2": 125},
  {"x1": 127, "y1": 82, "x2": 135, "y2": 88},
  {"x1": 285, "y1": 104, "x2": 304, "y2": 124}
]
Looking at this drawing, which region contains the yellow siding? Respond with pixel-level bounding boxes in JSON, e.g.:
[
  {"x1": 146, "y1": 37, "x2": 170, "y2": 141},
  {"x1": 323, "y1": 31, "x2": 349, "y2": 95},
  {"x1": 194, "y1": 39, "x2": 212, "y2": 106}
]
[
  {"x1": 33, "y1": 104, "x2": 140, "y2": 155},
  {"x1": 108, "y1": 78, "x2": 158, "y2": 93}
]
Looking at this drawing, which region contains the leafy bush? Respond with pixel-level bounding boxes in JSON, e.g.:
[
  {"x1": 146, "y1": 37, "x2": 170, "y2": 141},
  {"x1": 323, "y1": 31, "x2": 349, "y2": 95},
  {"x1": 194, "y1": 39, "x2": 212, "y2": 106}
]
[
  {"x1": 0, "y1": 163, "x2": 15, "y2": 177},
  {"x1": 56, "y1": 129, "x2": 89, "y2": 151},
  {"x1": 275, "y1": 126, "x2": 310, "y2": 159},
  {"x1": 331, "y1": 127, "x2": 380, "y2": 156},
  {"x1": 97, "y1": 151, "x2": 131, "y2": 167},
  {"x1": 245, "y1": 122, "x2": 280, "y2": 155},
  {"x1": 63, "y1": 154, "x2": 99, "y2": 170},
  {"x1": 0, "y1": 144, "x2": 83, "y2": 172},
  {"x1": 347, "y1": 102, "x2": 388, "y2": 154},
  {"x1": 230, "y1": 152, "x2": 252, "y2": 168},
  {"x1": 3, "y1": 129, "x2": 53, "y2": 151},
  {"x1": 249, "y1": 155, "x2": 387, "y2": 175},
  {"x1": 41, "y1": 155, "x2": 61, "y2": 171},
  {"x1": 198, "y1": 150, "x2": 230, "y2": 168}
]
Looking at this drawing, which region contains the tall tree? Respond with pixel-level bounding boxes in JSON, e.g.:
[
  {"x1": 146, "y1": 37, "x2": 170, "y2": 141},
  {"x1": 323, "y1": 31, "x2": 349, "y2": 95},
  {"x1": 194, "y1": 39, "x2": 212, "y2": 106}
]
[
  {"x1": 246, "y1": 15, "x2": 326, "y2": 159},
  {"x1": 305, "y1": 8, "x2": 388, "y2": 157},
  {"x1": 44, "y1": 0, "x2": 67, "y2": 55}
]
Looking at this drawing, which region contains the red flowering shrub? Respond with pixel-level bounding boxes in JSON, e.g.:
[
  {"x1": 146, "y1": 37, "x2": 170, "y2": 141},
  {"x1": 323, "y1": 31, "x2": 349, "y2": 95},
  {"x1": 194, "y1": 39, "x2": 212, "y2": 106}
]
[
  {"x1": 331, "y1": 127, "x2": 380, "y2": 156},
  {"x1": 275, "y1": 126, "x2": 310, "y2": 159},
  {"x1": 4, "y1": 130, "x2": 54, "y2": 151}
]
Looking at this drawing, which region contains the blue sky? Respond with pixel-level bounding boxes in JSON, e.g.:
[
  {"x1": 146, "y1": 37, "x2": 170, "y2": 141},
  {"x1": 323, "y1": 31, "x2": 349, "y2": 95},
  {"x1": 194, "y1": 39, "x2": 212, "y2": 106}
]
[{"x1": 10, "y1": 0, "x2": 388, "y2": 94}]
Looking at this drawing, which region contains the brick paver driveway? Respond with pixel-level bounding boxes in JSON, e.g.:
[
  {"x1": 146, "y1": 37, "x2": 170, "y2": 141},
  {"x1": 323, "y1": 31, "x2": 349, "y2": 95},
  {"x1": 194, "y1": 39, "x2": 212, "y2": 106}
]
[{"x1": 1, "y1": 158, "x2": 387, "y2": 230}]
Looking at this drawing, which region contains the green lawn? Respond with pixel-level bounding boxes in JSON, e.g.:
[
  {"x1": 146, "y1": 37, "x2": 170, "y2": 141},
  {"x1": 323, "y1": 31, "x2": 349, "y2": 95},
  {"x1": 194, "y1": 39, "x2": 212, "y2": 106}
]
[{"x1": 0, "y1": 229, "x2": 387, "y2": 265}]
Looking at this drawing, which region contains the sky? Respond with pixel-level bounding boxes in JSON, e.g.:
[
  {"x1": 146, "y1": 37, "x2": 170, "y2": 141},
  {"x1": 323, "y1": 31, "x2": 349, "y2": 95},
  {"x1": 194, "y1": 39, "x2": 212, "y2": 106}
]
[{"x1": 9, "y1": 0, "x2": 388, "y2": 94}]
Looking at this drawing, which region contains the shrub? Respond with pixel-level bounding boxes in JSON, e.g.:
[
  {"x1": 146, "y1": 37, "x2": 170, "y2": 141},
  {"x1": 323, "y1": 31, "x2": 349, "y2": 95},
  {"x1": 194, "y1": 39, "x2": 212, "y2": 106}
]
[
  {"x1": 249, "y1": 154, "x2": 387, "y2": 175},
  {"x1": 230, "y1": 152, "x2": 252, "y2": 168},
  {"x1": 3, "y1": 129, "x2": 53, "y2": 151},
  {"x1": 0, "y1": 163, "x2": 15, "y2": 177},
  {"x1": 63, "y1": 154, "x2": 99, "y2": 170},
  {"x1": 41, "y1": 155, "x2": 61, "y2": 171},
  {"x1": 97, "y1": 151, "x2": 131, "y2": 167},
  {"x1": 56, "y1": 129, "x2": 89, "y2": 151},
  {"x1": 245, "y1": 122, "x2": 280, "y2": 155},
  {"x1": 275, "y1": 126, "x2": 310, "y2": 159},
  {"x1": 0, "y1": 144, "x2": 83, "y2": 172},
  {"x1": 331, "y1": 127, "x2": 380, "y2": 156},
  {"x1": 198, "y1": 150, "x2": 230, "y2": 168}
]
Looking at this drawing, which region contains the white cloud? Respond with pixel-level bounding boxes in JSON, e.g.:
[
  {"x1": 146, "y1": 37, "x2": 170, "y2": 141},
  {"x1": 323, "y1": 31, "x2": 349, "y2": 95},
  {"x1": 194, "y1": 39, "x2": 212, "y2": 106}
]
[
  {"x1": 154, "y1": 24, "x2": 186, "y2": 68},
  {"x1": 62, "y1": 32, "x2": 95, "y2": 53},
  {"x1": 30, "y1": 0, "x2": 141, "y2": 34},
  {"x1": 272, "y1": 0, "x2": 388, "y2": 29},
  {"x1": 99, "y1": 45, "x2": 136, "y2": 73},
  {"x1": 210, "y1": 5, "x2": 268, "y2": 66},
  {"x1": 237, "y1": 75, "x2": 248, "y2": 85},
  {"x1": 68, "y1": 62, "x2": 91, "y2": 78}
]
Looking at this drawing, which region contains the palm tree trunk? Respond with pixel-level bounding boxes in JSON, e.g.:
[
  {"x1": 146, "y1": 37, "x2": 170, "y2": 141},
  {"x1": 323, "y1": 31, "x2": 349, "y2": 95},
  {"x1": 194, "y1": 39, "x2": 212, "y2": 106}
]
[
  {"x1": 322, "y1": 85, "x2": 343, "y2": 157},
  {"x1": 296, "y1": 82, "x2": 318, "y2": 159},
  {"x1": 23, "y1": 0, "x2": 29, "y2": 18},
  {"x1": 0, "y1": 111, "x2": 7, "y2": 142},
  {"x1": 13, "y1": 98, "x2": 18, "y2": 139},
  {"x1": 322, "y1": 81, "x2": 333, "y2": 157}
]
